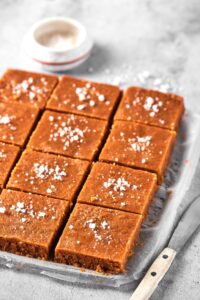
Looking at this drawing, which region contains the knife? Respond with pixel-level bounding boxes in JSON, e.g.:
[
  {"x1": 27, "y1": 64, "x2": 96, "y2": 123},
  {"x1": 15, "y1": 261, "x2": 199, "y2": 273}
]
[{"x1": 130, "y1": 194, "x2": 200, "y2": 300}]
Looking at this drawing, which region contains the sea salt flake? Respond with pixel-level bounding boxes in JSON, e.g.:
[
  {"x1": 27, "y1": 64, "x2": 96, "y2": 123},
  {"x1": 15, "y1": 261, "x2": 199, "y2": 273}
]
[
  {"x1": 101, "y1": 220, "x2": 109, "y2": 229},
  {"x1": 29, "y1": 91, "x2": 35, "y2": 100},
  {"x1": 21, "y1": 217, "x2": 27, "y2": 223},
  {"x1": 49, "y1": 116, "x2": 54, "y2": 122},
  {"x1": 0, "y1": 115, "x2": 11, "y2": 124},
  {"x1": 86, "y1": 219, "x2": 93, "y2": 223},
  {"x1": 89, "y1": 100, "x2": 95, "y2": 107},
  {"x1": 144, "y1": 97, "x2": 154, "y2": 111},
  {"x1": 17, "y1": 202, "x2": 24, "y2": 209},
  {"x1": 89, "y1": 223, "x2": 96, "y2": 229},
  {"x1": 28, "y1": 77, "x2": 33, "y2": 84},
  {"x1": 103, "y1": 177, "x2": 130, "y2": 193},
  {"x1": 46, "y1": 188, "x2": 52, "y2": 194},
  {"x1": 77, "y1": 104, "x2": 86, "y2": 110},
  {"x1": 0, "y1": 207, "x2": 6, "y2": 213},
  {"x1": 38, "y1": 211, "x2": 46, "y2": 218},
  {"x1": 69, "y1": 224, "x2": 73, "y2": 229},
  {"x1": 0, "y1": 150, "x2": 6, "y2": 158},
  {"x1": 33, "y1": 163, "x2": 66, "y2": 181},
  {"x1": 149, "y1": 111, "x2": 155, "y2": 117},
  {"x1": 79, "y1": 93, "x2": 85, "y2": 101},
  {"x1": 95, "y1": 233, "x2": 102, "y2": 241},
  {"x1": 129, "y1": 136, "x2": 152, "y2": 152},
  {"x1": 86, "y1": 83, "x2": 91, "y2": 89},
  {"x1": 98, "y1": 94, "x2": 105, "y2": 102}
]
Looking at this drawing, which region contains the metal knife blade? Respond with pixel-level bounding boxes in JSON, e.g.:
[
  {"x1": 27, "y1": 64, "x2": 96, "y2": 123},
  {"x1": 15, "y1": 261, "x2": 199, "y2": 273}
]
[{"x1": 168, "y1": 195, "x2": 200, "y2": 252}]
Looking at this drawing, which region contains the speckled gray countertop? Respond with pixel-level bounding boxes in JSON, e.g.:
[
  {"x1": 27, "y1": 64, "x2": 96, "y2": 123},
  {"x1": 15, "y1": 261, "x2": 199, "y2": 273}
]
[{"x1": 0, "y1": 0, "x2": 200, "y2": 299}]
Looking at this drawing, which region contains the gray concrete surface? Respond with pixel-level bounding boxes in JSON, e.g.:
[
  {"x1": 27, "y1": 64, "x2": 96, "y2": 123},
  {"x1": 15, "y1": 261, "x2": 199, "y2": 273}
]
[{"x1": 0, "y1": 0, "x2": 200, "y2": 299}]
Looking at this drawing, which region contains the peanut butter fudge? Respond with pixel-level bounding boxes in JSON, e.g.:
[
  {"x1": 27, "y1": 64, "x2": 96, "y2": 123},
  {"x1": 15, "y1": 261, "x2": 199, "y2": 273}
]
[
  {"x1": 78, "y1": 162, "x2": 157, "y2": 214},
  {"x1": 55, "y1": 203, "x2": 143, "y2": 273},
  {"x1": 28, "y1": 111, "x2": 108, "y2": 160},
  {"x1": 0, "y1": 189, "x2": 70, "y2": 259},
  {"x1": 99, "y1": 121, "x2": 176, "y2": 183},
  {"x1": 115, "y1": 87, "x2": 184, "y2": 131},
  {"x1": 8, "y1": 150, "x2": 89, "y2": 202},
  {"x1": 47, "y1": 75, "x2": 121, "y2": 120},
  {"x1": 0, "y1": 69, "x2": 58, "y2": 109},
  {"x1": 0, "y1": 142, "x2": 20, "y2": 188},
  {"x1": 0, "y1": 101, "x2": 39, "y2": 147}
]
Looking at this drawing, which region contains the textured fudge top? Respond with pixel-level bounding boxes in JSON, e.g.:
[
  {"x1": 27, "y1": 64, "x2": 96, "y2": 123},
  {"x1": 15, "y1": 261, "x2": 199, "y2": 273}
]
[
  {"x1": 0, "y1": 101, "x2": 39, "y2": 147},
  {"x1": 8, "y1": 150, "x2": 89, "y2": 201},
  {"x1": 0, "y1": 189, "x2": 69, "y2": 248},
  {"x1": 115, "y1": 87, "x2": 184, "y2": 130},
  {"x1": 78, "y1": 162, "x2": 157, "y2": 214},
  {"x1": 0, "y1": 69, "x2": 58, "y2": 109},
  {"x1": 47, "y1": 75, "x2": 121, "y2": 120},
  {"x1": 99, "y1": 121, "x2": 176, "y2": 182},
  {"x1": 56, "y1": 203, "x2": 143, "y2": 263},
  {"x1": 0, "y1": 142, "x2": 20, "y2": 188},
  {"x1": 28, "y1": 110, "x2": 108, "y2": 160}
]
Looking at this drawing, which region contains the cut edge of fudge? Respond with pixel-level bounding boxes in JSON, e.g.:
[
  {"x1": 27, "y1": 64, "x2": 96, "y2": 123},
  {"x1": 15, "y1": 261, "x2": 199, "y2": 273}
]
[
  {"x1": 0, "y1": 189, "x2": 71, "y2": 260},
  {"x1": 54, "y1": 203, "x2": 143, "y2": 273},
  {"x1": 0, "y1": 142, "x2": 21, "y2": 189},
  {"x1": 155, "y1": 130, "x2": 176, "y2": 183}
]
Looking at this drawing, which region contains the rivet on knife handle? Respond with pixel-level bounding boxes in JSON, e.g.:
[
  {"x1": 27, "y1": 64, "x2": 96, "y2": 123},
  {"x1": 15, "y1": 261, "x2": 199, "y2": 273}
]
[{"x1": 129, "y1": 248, "x2": 177, "y2": 300}]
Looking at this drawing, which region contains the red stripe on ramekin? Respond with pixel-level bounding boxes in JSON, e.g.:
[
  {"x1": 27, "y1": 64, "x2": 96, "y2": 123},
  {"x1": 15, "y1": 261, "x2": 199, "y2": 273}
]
[{"x1": 31, "y1": 51, "x2": 91, "y2": 66}]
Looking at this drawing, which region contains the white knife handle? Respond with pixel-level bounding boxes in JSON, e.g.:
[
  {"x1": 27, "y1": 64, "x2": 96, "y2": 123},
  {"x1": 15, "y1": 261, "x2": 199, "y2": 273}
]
[{"x1": 130, "y1": 248, "x2": 177, "y2": 300}]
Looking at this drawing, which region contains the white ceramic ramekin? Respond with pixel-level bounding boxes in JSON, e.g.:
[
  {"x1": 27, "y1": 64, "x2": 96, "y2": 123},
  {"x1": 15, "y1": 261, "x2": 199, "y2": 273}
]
[{"x1": 22, "y1": 17, "x2": 93, "y2": 72}]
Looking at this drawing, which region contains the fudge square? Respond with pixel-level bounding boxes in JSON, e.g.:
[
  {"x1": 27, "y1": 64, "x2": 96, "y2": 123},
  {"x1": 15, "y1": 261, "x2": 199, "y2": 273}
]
[
  {"x1": 55, "y1": 203, "x2": 143, "y2": 273},
  {"x1": 115, "y1": 86, "x2": 184, "y2": 131},
  {"x1": 0, "y1": 101, "x2": 39, "y2": 147},
  {"x1": 77, "y1": 162, "x2": 157, "y2": 215},
  {"x1": 0, "y1": 69, "x2": 58, "y2": 109},
  {"x1": 99, "y1": 121, "x2": 176, "y2": 183},
  {"x1": 28, "y1": 110, "x2": 108, "y2": 161},
  {"x1": 7, "y1": 150, "x2": 89, "y2": 202},
  {"x1": 47, "y1": 75, "x2": 121, "y2": 120},
  {"x1": 0, "y1": 142, "x2": 20, "y2": 188},
  {"x1": 0, "y1": 189, "x2": 70, "y2": 259}
]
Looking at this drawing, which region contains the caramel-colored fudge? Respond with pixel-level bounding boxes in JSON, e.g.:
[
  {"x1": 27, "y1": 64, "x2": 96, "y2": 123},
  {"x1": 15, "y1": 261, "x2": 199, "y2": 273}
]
[
  {"x1": 55, "y1": 203, "x2": 143, "y2": 273},
  {"x1": 0, "y1": 142, "x2": 20, "y2": 188},
  {"x1": 99, "y1": 121, "x2": 176, "y2": 183},
  {"x1": 47, "y1": 75, "x2": 121, "y2": 120},
  {"x1": 0, "y1": 189, "x2": 70, "y2": 259},
  {"x1": 0, "y1": 69, "x2": 58, "y2": 109},
  {"x1": 115, "y1": 87, "x2": 184, "y2": 131},
  {"x1": 7, "y1": 150, "x2": 89, "y2": 202},
  {"x1": 77, "y1": 162, "x2": 157, "y2": 215},
  {"x1": 0, "y1": 101, "x2": 39, "y2": 147},
  {"x1": 28, "y1": 111, "x2": 108, "y2": 161}
]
